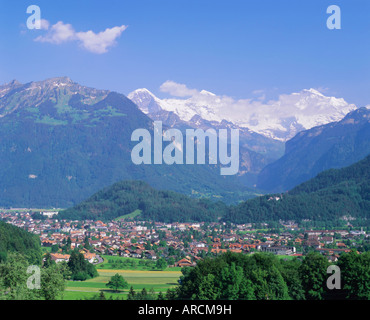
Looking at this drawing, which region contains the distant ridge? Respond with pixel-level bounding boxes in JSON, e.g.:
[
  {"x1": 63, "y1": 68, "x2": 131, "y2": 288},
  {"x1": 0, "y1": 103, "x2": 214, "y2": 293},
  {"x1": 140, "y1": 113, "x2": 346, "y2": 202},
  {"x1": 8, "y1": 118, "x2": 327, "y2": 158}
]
[
  {"x1": 258, "y1": 107, "x2": 370, "y2": 192},
  {"x1": 225, "y1": 154, "x2": 370, "y2": 223}
]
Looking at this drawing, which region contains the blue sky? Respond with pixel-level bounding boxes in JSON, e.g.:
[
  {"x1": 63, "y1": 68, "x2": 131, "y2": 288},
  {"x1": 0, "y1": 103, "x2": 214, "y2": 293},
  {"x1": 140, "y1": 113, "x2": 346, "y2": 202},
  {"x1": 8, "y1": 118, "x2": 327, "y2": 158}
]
[{"x1": 0, "y1": 0, "x2": 369, "y2": 106}]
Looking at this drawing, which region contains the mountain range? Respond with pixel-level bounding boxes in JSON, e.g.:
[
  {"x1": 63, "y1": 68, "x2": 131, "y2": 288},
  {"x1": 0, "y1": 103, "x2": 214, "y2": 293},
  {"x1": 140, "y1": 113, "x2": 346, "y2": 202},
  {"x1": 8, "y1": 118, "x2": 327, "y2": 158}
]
[
  {"x1": 128, "y1": 87, "x2": 357, "y2": 141},
  {"x1": 0, "y1": 76, "x2": 367, "y2": 209},
  {"x1": 0, "y1": 77, "x2": 255, "y2": 208},
  {"x1": 129, "y1": 86, "x2": 369, "y2": 192},
  {"x1": 128, "y1": 88, "x2": 285, "y2": 186}
]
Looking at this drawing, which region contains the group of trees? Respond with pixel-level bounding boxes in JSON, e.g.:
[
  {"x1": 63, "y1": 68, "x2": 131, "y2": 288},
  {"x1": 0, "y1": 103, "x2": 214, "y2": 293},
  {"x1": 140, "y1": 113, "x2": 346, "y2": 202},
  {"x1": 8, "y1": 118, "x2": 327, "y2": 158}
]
[
  {"x1": 99, "y1": 274, "x2": 158, "y2": 300},
  {"x1": 0, "y1": 253, "x2": 67, "y2": 300},
  {"x1": 0, "y1": 219, "x2": 101, "y2": 300},
  {"x1": 67, "y1": 250, "x2": 98, "y2": 281},
  {"x1": 0, "y1": 248, "x2": 100, "y2": 300},
  {"x1": 127, "y1": 286, "x2": 157, "y2": 300},
  {"x1": 87, "y1": 250, "x2": 369, "y2": 301},
  {"x1": 44, "y1": 249, "x2": 98, "y2": 281},
  {"x1": 173, "y1": 251, "x2": 369, "y2": 300}
]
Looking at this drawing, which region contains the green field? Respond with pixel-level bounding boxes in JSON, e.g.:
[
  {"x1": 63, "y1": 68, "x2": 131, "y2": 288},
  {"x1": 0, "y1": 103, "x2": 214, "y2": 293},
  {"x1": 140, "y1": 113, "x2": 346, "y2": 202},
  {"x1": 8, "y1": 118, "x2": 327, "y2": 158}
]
[
  {"x1": 97, "y1": 255, "x2": 182, "y2": 271},
  {"x1": 114, "y1": 209, "x2": 142, "y2": 221},
  {"x1": 276, "y1": 255, "x2": 296, "y2": 260},
  {"x1": 63, "y1": 269, "x2": 182, "y2": 300}
]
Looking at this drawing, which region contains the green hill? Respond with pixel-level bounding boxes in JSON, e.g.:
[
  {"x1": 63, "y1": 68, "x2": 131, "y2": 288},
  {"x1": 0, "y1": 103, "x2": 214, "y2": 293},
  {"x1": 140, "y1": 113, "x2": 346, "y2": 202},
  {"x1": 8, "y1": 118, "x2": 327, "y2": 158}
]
[
  {"x1": 224, "y1": 154, "x2": 370, "y2": 223},
  {"x1": 58, "y1": 180, "x2": 227, "y2": 222},
  {"x1": 0, "y1": 220, "x2": 42, "y2": 263},
  {"x1": 60, "y1": 155, "x2": 370, "y2": 224}
]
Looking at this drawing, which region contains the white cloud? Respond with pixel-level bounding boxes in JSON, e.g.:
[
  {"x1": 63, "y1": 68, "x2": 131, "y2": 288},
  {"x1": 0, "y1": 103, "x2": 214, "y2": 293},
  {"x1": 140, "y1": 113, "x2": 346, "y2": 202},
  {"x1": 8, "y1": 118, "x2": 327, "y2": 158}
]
[
  {"x1": 36, "y1": 21, "x2": 75, "y2": 44},
  {"x1": 34, "y1": 20, "x2": 127, "y2": 54},
  {"x1": 75, "y1": 25, "x2": 128, "y2": 54},
  {"x1": 160, "y1": 80, "x2": 199, "y2": 97},
  {"x1": 40, "y1": 19, "x2": 50, "y2": 30}
]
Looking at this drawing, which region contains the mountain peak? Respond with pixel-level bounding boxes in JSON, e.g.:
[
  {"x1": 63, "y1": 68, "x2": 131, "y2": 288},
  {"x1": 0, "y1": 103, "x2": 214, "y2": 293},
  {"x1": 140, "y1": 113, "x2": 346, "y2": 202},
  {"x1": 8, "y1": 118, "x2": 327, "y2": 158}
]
[
  {"x1": 0, "y1": 79, "x2": 23, "y2": 98},
  {"x1": 131, "y1": 88, "x2": 155, "y2": 95},
  {"x1": 302, "y1": 88, "x2": 325, "y2": 96},
  {"x1": 37, "y1": 76, "x2": 74, "y2": 86},
  {"x1": 199, "y1": 89, "x2": 216, "y2": 96},
  {"x1": 128, "y1": 88, "x2": 162, "y2": 114},
  {"x1": 9, "y1": 79, "x2": 21, "y2": 86}
]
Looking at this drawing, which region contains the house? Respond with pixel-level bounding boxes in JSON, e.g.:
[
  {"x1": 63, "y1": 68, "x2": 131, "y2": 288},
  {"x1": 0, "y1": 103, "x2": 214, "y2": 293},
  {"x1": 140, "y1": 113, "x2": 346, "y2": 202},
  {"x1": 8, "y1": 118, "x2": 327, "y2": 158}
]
[
  {"x1": 131, "y1": 249, "x2": 142, "y2": 258},
  {"x1": 146, "y1": 250, "x2": 157, "y2": 260},
  {"x1": 260, "y1": 245, "x2": 296, "y2": 255},
  {"x1": 50, "y1": 253, "x2": 70, "y2": 263},
  {"x1": 321, "y1": 236, "x2": 334, "y2": 244},
  {"x1": 83, "y1": 252, "x2": 97, "y2": 263},
  {"x1": 175, "y1": 258, "x2": 195, "y2": 267}
]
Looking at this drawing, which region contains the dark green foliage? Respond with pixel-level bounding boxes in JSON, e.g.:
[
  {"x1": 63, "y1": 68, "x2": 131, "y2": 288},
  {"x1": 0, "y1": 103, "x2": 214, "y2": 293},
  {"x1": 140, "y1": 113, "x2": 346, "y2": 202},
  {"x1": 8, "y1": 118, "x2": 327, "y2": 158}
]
[
  {"x1": 298, "y1": 252, "x2": 329, "y2": 300},
  {"x1": 106, "y1": 273, "x2": 128, "y2": 292},
  {"x1": 178, "y1": 252, "x2": 295, "y2": 300},
  {"x1": 59, "y1": 180, "x2": 228, "y2": 222},
  {"x1": 177, "y1": 251, "x2": 370, "y2": 300},
  {"x1": 0, "y1": 252, "x2": 65, "y2": 300},
  {"x1": 156, "y1": 258, "x2": 167, "y2": 270},
  {"x1": 127, "y1": 286, "x2": 136, "y2": 300},
  {"x1": 0, "y1": 220, "x2": 42, "y2": 264},
  {"x1": 336, "y1": 250, "x2": 370, "y2": 300},
  {"x1": 67, "y1": 250, "x2": 98, "y2": 281},
  {"x1": 224, "y1": 154, "x2": 370, "y2": 223}
]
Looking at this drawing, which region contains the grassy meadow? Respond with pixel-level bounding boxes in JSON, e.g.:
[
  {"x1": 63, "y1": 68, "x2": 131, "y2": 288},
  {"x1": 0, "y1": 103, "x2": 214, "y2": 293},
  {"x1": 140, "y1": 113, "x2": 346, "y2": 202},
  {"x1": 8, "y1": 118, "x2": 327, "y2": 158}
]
[{"x1": 63, "y1": 256, "x2": 181, "y2": 300}]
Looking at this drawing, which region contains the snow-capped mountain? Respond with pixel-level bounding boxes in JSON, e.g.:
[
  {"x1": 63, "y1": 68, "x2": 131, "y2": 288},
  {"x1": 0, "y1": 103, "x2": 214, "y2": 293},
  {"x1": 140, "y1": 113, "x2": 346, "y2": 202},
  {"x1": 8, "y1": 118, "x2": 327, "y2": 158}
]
[
  {"x1": 127, "y1": 88, "x2": 162, "y2": 114},
  {"x1": 128, "y1": 87, "x2": 357, "y2": 141},
  {"x1": 129, "y1": 87, "x2": 286, "y2": 184}
]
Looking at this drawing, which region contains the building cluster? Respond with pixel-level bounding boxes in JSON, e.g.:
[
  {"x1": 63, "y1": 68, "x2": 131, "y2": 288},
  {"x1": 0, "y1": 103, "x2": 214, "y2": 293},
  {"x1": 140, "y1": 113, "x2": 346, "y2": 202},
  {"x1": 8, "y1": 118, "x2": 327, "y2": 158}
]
[{"x1": 1, "y1": 210, "x2": 368, "y2": 266}]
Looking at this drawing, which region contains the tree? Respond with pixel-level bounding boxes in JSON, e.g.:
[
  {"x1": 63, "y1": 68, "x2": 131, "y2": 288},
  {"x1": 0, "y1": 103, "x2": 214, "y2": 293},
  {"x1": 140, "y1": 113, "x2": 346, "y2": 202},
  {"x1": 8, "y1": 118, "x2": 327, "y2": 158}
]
[
  {"x1": 127, "y1": 286, "x2": 136, "y2": 300},
  {"x1": 0, "y1": 252, "x2": 65, "y2": 300},
  {"x1": 336, "y1": 250, "x2": 370, "y2": 300},
  {"x1": 43, "y1": 252, "x2": 55, "y2": 268},
  {"x1": 165, "y1": 288, "x2": 178, "y2": 300},
  {"x1": 0, "y1": 251, "x2": 7, "y2": 263},
  {"x1": 196, "y1": 274, "x2": 220, "y2": 300},
  {"x1": 0, "y1": 253, "x2": 32, "y2": 299},
  {"x1": 138, "y1": 288, "x2": 148, "y2": 300},
  {"x1": 156, "y1": 258, "x2": 167, "y2": 270},
  {"x1": 68, "y1": 250, "x2": 98, "y2": 280},
  {"x1": 83, "y1": 236, "x2": 90, "y2": 250},
  {"x1": 299, "y1": 252, "x2": 329, "y2": 300},
  {"x1": 106, "y1": 273, "x2": 128, "y2": 292},
  {"x1": 39, "y1": 265, "x2": 65, "y2": 300},
  {"x1": 65, "y1": 237, "x2": 72, "y2": 250},
  {"x1": 98, "y1": 291, "x2": 107, "y2": 300},
  {"x1": 168, "y1": 257, "x2": 175, "y2": 266}
]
